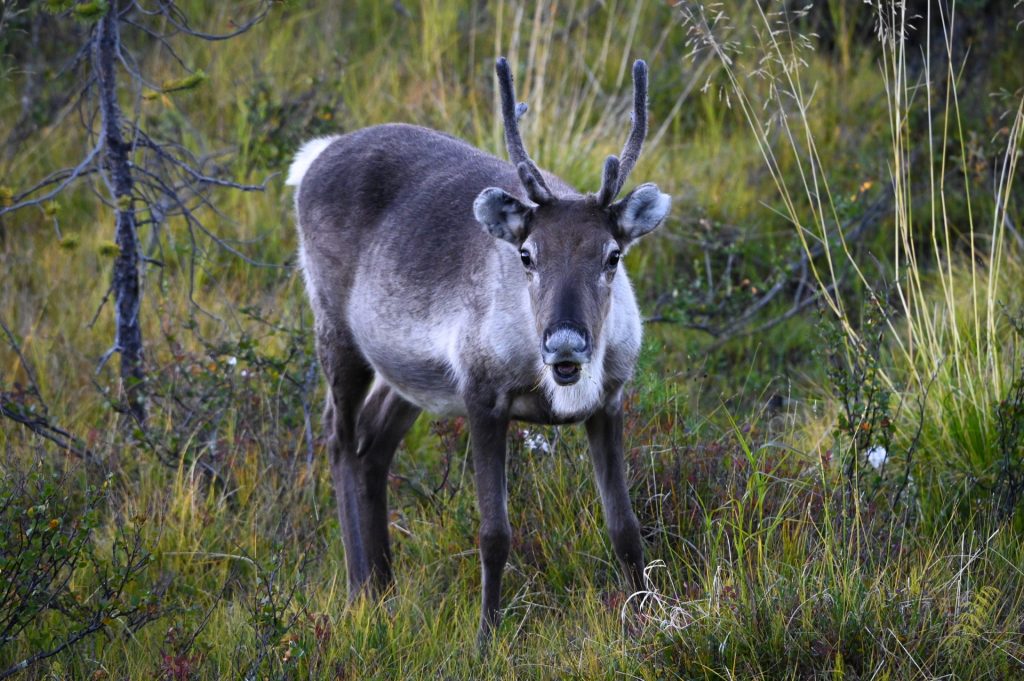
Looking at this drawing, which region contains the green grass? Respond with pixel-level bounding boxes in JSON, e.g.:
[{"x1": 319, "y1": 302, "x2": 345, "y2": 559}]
[{"x1": 2, "y1": 1, "x2": 1024, "y2": 678}]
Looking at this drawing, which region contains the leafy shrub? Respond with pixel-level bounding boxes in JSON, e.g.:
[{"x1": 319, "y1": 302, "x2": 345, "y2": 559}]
[
  {"x1": 242, "y1": 76, "x2": 343, "y2": 171},
  {"x1": 995, "y1": 307, "x2": 1024, "y2": 518},
  {"x1": 0, "y1": 462, "x2": 159, "y2": 678}
]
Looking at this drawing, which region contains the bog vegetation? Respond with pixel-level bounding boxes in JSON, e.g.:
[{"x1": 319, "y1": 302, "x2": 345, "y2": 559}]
[{"x1": 1, "y1": 1, "x2": 1023, "y2": 678}]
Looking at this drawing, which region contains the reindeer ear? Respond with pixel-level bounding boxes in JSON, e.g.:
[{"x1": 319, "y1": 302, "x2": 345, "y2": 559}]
[
  {"x1": 612, "y1": 183, "x2": 671, "y2": 242},
  {"x1": 473, "y1": 187, "x2": 533, "y2": 244}
]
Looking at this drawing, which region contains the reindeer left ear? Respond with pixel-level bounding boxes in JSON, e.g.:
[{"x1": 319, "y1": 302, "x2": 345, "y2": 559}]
[{"x1": 612, "y1": 183, "x2": 671, "y2": 242}]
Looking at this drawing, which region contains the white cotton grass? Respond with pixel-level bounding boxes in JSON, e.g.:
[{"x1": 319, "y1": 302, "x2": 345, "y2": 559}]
[
  {"x1": 865, "y1": 445, "x2": 888, "y2": 470},
  {"x1": 520, "y1": 429, "x2": 551, "y2": 455}
]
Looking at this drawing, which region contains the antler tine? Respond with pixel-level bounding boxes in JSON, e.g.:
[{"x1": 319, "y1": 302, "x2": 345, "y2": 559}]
[
  {"x1": 495, "y1": 57, "x2": 552, "y2": 203},
  {"x1": 595, "y1": 155, "x2": 620, "y2": 206},
  {"x1": 612, "y1": 59, "x2": 649, "y2": 200},
  {"x1": 517, "y1": 162, "x2": 553, "y2": 203}
]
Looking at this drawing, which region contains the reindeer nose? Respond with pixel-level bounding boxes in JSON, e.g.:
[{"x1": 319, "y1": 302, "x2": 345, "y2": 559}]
[{"x1": 543, "y1": 325, "x2": 589, "y2": 358}]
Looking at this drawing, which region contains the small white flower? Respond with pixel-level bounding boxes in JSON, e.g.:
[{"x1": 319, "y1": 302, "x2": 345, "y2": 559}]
[
  {"x1": 240, "y1": 369, "x2": 248, "y2": 378},
  {"x1": 865, "y1": 445, "x2": 887, "y2": 470},
  {"x1": 521, "y1": 430, "x2": 551, "y2": 454},
  {"x1": 227, "y1": 356, "x2": 238, "y2": 367}
]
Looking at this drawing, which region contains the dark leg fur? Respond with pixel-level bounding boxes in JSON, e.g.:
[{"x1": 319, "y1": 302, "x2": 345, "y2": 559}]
[
  {"x1": 585, "y1": 399, "x2": 646, "y2": 593},
  {"x1": 318, "y1": 330, "x2": 419, "y2": 598},
  {"x1": 467, "y1": 404, "x2": 511, "y2": 645},
  {"x1": 353, "y1": 383, "x2": 420, "y2": 590}
]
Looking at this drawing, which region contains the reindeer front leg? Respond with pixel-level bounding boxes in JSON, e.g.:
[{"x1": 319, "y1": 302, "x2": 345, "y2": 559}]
[
  {"x1": 467, "y1": 403, "x2": 512, "y2": 646},
  {"x1": 585, "y1": 394, "x2": 645, "y2": 593}
]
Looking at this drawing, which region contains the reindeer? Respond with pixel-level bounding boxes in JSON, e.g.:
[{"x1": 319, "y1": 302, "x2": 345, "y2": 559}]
[{"x1": 286, "y1": 57, "x2": 670, "y2": 641}]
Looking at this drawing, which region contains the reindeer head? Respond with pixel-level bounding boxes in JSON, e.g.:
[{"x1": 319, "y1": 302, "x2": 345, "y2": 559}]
[{"x1": 473, "y1": 58, "x2": 670, "y2": 388}]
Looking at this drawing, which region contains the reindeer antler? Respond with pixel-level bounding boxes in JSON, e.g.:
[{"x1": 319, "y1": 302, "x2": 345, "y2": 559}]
[
  {"x1": 496, "y1": 57, "x2": 553, "y2": 204},
  {"x1": 596, "y1": 59, "x2": 649, "y2": 206}
]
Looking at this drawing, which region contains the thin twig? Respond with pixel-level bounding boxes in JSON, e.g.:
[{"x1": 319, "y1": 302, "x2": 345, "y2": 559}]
[
  {"x1": 0, "y1": 143, "x2": 103, "y2": 216},
  {"x1": 156, "y1": 1, "x2": 271, "y2": 42},
  {"x1": 0, "y1": 315, "x2": 45, "y2": 410},
  {"x1": 0, "y1": 402, "x2": 96, "y2": 463}
]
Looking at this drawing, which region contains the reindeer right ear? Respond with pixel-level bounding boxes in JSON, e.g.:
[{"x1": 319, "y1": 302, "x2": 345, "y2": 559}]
[
  {"x1": 473, "y1": 187, "x2": 533, "y2": 244},
  {"x1": 611, "y1": 182, "x2": 671, "y2": 245}
]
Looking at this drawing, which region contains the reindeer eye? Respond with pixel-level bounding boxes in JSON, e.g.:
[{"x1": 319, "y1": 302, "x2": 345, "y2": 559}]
[
  {"x1": 520, "y1": 249, "x2": 533, "y2": 268},
  {"x1": 606, "y1": 250, "x2": 621, "y2": 269}
]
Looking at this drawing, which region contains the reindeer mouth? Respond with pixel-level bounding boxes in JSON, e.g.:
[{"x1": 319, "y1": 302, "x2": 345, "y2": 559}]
[{"x1": 552, "y1": 361, "x2": 582, "y2": 386}]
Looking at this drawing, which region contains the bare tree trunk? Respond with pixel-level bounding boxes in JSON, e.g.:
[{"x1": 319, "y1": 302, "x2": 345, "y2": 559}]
[{"x1": 94, "y1": 6, "x2": 145, "y2": 423}]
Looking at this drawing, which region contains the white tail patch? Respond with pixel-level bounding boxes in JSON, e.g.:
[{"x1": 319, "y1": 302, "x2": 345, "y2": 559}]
[{"x1": 286, "y1": 136, "x2": 339, "y2": 186}]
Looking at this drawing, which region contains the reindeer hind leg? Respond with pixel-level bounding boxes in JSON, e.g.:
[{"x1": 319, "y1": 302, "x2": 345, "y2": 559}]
[{"x1": 317, "y1": 327, "x2": 375, "y2": 597}]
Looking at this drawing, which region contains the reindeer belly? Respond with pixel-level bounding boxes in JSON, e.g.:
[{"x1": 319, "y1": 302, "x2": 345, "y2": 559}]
[
  {"x1": 346, "y1": 285, "x2": 467, "y2": 416},
  {"x1": 363, "y1": 348, "x2": 465, "y2": 416}
]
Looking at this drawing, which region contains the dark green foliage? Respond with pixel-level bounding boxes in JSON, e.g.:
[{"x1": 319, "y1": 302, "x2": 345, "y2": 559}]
[
  {"x1": 242, "y1": 76, "x2": 343, "y2": 171},
  {"x1": 135, "y1": 304, "x2": 318, "y2": 477},
  {"x1": 821, "y1": 298, "x2": 896, "y2": 493},
  {"x1": 0, "y1": 463, "x2": 158, "y2": 679},
  {"x1": 996, "y1": 307, "x2": 1024, "y2": 518}
]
